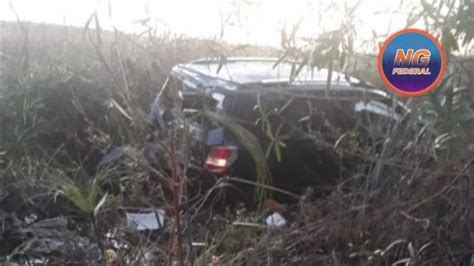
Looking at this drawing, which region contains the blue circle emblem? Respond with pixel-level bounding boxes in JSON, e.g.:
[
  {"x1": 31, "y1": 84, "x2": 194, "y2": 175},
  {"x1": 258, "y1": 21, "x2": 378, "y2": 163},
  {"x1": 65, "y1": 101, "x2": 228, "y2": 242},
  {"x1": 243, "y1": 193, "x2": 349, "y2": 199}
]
[{"x1": 378, "y1": 29, "x2": 446, "y2": 96}]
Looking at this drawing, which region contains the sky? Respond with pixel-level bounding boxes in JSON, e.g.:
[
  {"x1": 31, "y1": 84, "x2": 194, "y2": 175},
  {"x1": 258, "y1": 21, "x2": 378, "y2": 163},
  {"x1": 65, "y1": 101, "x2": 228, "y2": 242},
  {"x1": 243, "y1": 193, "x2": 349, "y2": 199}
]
[{"x1": 0, "y1": 0, "x2": 421, "y2": 47}]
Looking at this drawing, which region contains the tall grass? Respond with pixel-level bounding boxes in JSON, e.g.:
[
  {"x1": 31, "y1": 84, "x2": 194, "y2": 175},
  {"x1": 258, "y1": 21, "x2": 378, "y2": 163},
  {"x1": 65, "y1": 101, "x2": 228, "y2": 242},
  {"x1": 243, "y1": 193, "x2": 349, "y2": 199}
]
[{"x1": 1, "y1": 0, "x2": 473, "y2": 264}]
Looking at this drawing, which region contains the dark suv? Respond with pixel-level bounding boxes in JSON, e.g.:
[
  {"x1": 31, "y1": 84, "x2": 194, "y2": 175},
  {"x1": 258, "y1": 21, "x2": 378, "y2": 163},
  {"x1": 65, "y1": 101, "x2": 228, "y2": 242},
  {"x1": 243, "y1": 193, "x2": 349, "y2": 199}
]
[{"x1": 146, "y1": 57, "x2": 407, "y2": 203}]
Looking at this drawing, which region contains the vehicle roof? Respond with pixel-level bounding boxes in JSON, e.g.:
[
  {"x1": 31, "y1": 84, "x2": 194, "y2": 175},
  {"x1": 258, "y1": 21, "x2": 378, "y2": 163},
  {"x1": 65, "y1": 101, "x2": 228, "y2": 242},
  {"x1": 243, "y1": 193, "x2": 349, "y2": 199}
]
[
  {"x1": 171, "y1": 57, "x2": 395, "y2": 100},
  {"x1": 175, "y1": 57, "x2": 357, "y2": 85}
]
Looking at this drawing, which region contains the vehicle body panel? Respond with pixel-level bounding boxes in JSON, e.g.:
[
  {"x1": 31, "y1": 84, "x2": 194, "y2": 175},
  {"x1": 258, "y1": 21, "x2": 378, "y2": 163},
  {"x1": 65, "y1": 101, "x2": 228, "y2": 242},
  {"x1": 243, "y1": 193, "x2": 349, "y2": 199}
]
[{"x1": 147, "y1": 57, "x2": 408, "y2": 201}]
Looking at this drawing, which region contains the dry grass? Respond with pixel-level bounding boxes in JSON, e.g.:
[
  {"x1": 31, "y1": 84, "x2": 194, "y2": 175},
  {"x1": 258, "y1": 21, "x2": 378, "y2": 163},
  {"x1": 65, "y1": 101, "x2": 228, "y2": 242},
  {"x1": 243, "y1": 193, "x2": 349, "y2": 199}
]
[{"x1": 1, "y1": 4, "x2": 474, "y2": 263}]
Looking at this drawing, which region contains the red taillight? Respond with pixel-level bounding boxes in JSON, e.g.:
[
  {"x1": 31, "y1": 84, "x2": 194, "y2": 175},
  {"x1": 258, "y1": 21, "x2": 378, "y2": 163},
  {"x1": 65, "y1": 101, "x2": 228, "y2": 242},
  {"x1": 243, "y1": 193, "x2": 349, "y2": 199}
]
[{"x1": 204, "y1": 146, "x2": 238, "y2": 174}]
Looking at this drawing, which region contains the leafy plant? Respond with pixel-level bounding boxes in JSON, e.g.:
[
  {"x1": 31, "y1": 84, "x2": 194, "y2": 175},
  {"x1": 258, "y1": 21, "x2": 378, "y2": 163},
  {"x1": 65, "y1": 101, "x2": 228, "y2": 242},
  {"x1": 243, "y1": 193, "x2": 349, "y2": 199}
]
[{"x1": 53, "y1": 171, "x2": 108, "y2": 260}]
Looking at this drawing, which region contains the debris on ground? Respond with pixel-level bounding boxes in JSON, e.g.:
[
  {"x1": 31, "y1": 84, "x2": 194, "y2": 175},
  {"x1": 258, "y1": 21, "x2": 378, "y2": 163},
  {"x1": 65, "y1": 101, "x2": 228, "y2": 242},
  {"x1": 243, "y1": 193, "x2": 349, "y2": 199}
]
[
  {"x1": 125, "y1": 209, "x2": 166, "y2": 231},
  {"x1": 265, "y1": 212, "x2": 287, "y2": 228},
  {"x1": 0, "y1": 210, "x2": 100, "y2": 264}
]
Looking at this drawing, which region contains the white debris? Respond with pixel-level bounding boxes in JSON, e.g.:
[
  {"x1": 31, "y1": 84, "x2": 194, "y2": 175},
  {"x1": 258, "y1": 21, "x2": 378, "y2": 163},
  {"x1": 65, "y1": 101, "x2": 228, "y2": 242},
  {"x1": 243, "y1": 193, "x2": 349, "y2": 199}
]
[
  {"x1": 192, "y1": 242, "x2": 207, "y2": 247},
  {"x1": 126, "y1": 209, "x2": 165, "y2": 231},
  {"x1": 24, "y1": 213, "x2": 38, "y2": 224},
  {"x1": 265, "y1": 212, "x2": 287, "y2": 228}
]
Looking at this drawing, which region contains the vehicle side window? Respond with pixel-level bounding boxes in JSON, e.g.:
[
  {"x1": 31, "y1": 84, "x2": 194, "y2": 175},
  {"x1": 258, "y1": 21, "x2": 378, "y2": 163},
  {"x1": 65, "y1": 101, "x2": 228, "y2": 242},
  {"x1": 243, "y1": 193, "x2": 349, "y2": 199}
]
[
  {"x1": 335, "y1": 89, "x2": 401, "y2": 134},
  {"x1": 265, "y1": 95, "x2": 349, "y2": 138}
]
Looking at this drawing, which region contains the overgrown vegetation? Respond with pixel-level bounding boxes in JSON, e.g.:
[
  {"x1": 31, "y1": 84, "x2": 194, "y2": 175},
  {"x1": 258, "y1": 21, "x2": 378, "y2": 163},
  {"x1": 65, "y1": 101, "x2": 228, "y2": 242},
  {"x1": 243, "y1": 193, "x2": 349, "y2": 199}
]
[{"x1": 1, "y1": 0, "x2": 474, "y2": 265}]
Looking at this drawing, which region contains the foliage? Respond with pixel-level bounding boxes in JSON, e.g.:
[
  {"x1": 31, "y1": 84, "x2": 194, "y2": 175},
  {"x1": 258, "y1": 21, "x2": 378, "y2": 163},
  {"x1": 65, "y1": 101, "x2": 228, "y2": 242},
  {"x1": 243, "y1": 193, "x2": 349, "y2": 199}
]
[{"x1": 0, "y1": 0, "x2": 473, "y2": 264}]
